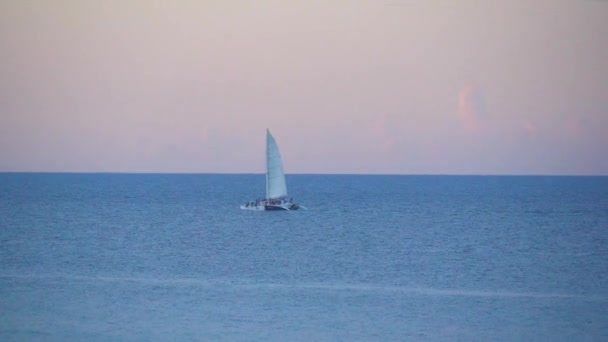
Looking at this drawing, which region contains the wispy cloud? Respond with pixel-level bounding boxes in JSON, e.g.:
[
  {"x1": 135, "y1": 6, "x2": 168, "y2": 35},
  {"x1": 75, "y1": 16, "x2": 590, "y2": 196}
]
[
  {"x1": 372, "y1": 114, "x2": 397, "y2": 153},
  {"x1": 457, "y1": 84, "x2": 486, "y2": 131},
  {"x1": 522, "y1": 119, "x2": 538, "y2": 137}
]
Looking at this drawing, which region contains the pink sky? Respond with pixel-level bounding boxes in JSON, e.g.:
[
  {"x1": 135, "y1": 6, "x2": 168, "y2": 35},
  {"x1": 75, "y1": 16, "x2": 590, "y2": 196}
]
[{"x1": 1, "y1": 0, "x2": 607, "y2": 175}]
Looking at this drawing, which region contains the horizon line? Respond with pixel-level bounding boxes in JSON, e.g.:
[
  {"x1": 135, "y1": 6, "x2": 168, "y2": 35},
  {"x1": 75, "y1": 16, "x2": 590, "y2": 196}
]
[{"x1": 1, "y1": 171, "x2": 607, "y2": 177}]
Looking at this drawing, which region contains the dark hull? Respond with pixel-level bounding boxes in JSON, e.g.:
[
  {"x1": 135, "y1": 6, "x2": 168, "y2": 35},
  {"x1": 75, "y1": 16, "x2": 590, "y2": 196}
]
[
  {"x1": 265, "y1": 205, "x2": 289, "y2": 211},
  {"x1": 264, "y1": 204, "x2": 299, "y2": 211}
]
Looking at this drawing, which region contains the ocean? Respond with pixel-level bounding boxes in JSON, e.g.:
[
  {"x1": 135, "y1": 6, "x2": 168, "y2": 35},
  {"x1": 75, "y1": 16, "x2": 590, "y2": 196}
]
[{"x1": 1, "y1": 173, "x2": 607, "y2": 341}]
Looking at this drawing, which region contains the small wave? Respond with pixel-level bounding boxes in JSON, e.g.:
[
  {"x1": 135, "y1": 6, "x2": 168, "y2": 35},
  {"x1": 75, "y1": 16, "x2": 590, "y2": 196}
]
[
  {"x1": 2, "y1": 273, "x2": 606, "y2": 302},
  {"x1": 0, "y1": 329, "x2": 51, "y2": 337},
  {"x1": 260, "y1": 282, "x2": 608, "y2": 301},
  {"x1": 0, "y1": 273, "x2": 213, "y2": 286}
]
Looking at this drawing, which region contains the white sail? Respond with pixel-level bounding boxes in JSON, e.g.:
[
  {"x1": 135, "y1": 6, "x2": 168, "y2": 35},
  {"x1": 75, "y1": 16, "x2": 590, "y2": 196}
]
[{"x1": 266, "y1": 129, "x2": 288, "y2": 199}]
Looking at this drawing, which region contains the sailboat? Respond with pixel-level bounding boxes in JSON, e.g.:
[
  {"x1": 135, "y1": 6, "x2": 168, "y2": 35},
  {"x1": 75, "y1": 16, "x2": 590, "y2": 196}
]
[{"x1": 241, "y1": 129, "x2": 300, "y2": 211}]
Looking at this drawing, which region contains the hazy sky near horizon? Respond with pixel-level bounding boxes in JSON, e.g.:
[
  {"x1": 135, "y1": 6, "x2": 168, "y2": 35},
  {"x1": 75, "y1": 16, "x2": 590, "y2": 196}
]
[{"x1": 1, "y1": 0, "x2": 607, "y2": 174}]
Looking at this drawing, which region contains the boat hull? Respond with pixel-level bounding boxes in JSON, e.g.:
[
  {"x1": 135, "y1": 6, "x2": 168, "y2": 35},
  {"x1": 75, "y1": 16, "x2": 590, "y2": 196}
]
[
  {"x1": 240, "y1": 204, "x2": 265, "y2": 211},
  {"x1": 240, "y1": 201, "x2": 299, "y2": 211},
  {"x1": 266, "y1": 204, "x2": 299, "y2": 211}
]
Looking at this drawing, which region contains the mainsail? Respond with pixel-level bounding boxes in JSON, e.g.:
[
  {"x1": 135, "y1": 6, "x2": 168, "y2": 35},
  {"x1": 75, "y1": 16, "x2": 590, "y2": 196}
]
[{"x1": 266, "y1": 129, "x2": 288, "y2": 199}]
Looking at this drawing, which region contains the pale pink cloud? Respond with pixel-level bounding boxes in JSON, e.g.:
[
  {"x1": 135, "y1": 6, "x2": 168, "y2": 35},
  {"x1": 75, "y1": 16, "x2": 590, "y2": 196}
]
[
  {"x1": 566, "y1": 116, "x2": 588, "y2": 139},
  {"x1": 522, "y1": 119, "x2": 538, "y2": 137},
  {"x1": 457, "y1": 85, "x2": 484, "y2": 131},
  {"x1": 200, "y1": 126, "x2": 209, "y2": 142},
  {"x1": 372, "y1": 114, "x2": 397, "y2": 153}
]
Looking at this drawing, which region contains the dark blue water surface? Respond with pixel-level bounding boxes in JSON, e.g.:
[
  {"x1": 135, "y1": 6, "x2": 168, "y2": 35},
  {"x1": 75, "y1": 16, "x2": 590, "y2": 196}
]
[{"x1": 1, "y1": 173, "x2": 607, "y2": 341}]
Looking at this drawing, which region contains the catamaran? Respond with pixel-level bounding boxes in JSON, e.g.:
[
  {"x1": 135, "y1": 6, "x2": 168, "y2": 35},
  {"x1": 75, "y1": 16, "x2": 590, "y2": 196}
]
[{"x1": 241, "y1": 129, "x2": 300, "y2": 211}]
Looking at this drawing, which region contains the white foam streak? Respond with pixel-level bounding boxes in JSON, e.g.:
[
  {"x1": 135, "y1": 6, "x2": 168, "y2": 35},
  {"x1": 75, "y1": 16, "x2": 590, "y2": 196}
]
[{"x1": 2, "y1": 273, "x2": 606, "y2": 302}]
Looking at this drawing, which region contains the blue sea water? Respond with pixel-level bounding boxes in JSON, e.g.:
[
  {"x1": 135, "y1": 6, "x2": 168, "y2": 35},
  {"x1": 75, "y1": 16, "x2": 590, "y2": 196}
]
[{"x1": 1, "y1": 173, "x2": 607, "y2": 341}]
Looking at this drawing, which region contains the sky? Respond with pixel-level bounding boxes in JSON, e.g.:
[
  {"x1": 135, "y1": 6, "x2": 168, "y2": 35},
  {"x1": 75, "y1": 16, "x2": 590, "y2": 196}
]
[{"x1": 1, "y1": 0, "x2": 607, "y2": 175}]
